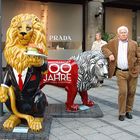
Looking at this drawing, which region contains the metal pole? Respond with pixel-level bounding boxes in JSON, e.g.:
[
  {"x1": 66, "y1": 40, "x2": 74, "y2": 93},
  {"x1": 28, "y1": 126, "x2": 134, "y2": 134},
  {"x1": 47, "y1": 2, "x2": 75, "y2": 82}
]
[
  {"x1": 82, "y1": 1, "x2": 86, "y2": 52},
  {"x1": 0, "y1": 0, "x2": 3, "y2": 116}
]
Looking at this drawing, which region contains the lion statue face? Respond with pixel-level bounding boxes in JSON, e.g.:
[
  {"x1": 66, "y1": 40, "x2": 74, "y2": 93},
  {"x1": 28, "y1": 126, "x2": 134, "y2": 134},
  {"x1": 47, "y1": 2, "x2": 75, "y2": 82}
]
[
  {"x1": 17, "y1": 19, "x2": 34, "y2": 45},
  {"x1": 4, "y1": 14, "x2": 48, "y2": 73},
  {"x1": 94, "y1": 58, "x2": 108, "y2": 81}
]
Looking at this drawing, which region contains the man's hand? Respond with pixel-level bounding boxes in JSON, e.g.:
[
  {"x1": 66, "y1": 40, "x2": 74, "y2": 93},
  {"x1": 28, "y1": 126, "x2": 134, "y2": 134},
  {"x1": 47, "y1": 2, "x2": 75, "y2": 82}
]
[
  {"x1": 109, "y1": 54, "x2": 115, "y2": 61},
  {"x1": 0, "y1": 86, "x2": 9, "y2": 102}
]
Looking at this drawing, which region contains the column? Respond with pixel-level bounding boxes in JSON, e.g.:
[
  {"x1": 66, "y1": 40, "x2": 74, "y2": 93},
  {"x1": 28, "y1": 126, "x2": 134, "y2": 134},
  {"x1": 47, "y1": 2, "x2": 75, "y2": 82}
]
[{"x1": 86, "y1": 0, "x2": 104, "y2": 50}]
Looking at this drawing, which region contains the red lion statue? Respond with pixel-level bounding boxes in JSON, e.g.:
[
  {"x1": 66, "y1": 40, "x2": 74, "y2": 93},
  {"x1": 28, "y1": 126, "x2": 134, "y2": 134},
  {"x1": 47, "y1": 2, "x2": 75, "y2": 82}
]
[{"x1": 41, "y1": 51, "x2": 108, "y2": 112}]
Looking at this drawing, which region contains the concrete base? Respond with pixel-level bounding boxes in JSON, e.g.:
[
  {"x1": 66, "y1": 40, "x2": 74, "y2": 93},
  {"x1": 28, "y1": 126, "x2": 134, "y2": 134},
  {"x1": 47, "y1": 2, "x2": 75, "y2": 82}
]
[
  {"x1": 0, "y1": 115, "x2": 52, "y2": 140},
  {"x1": 46, "y1": 103, "x2": 103, "y2": 118}
]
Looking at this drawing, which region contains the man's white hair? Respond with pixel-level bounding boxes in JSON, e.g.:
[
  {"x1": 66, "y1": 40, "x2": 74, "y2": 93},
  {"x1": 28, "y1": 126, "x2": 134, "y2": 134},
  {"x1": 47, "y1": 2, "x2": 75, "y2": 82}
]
[{"x1": 117, "y1": 26, "x2": 128, "y2": 34}]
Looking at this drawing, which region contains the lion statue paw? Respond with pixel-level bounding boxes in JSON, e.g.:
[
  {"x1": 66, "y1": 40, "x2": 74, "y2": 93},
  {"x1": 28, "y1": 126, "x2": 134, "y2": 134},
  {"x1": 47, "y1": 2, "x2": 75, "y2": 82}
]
[
  {"x1": 3, "y1": 115, "x2": 21, "y2": 130},
  {"x1": 28, "y1": 117, "x2": 43, "y2": 132},
  {"x1": 3, "y1": 114, "x2": 43, "y2": 132}
]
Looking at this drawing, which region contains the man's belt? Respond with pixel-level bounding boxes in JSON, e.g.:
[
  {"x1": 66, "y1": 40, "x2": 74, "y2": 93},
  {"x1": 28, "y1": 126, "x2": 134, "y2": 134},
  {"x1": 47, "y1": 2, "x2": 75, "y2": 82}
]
[{"x1": 116, "y1": 67, "x2": 129, "y2": 71}]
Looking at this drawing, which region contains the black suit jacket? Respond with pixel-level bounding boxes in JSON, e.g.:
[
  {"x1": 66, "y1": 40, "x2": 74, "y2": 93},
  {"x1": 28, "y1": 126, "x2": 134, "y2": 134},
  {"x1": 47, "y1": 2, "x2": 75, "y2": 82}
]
[{"x1": 3, "y1": 63, "x2": 48, "y2": 100}]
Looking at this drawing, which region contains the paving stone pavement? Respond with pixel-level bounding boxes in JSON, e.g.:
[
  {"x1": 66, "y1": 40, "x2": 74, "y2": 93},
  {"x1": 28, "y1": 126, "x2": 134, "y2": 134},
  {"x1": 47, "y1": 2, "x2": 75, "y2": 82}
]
[
  {"x1": 42, "y1": 76, "x2": 140, "y2": 140},
  {"x1": 0, "y1": 76, "x2": 140, "y2": 140}
]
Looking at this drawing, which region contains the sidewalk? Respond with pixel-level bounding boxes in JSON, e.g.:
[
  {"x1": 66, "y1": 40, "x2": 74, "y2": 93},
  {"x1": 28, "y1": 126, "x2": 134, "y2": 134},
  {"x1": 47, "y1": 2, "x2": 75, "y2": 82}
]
[{"x1": 42, "y1": 76, "x2": 140, "y2": 140}]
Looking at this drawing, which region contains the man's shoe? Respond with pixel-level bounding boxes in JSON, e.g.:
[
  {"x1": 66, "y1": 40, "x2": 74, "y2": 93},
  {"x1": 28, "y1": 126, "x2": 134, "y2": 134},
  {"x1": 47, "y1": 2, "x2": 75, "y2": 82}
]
[
  {"x1": 126, "y1": 112, "x2": 133, "y2": 119},
  {"x1": 119, "y1": 115, "x2": 125, "y2": 121}
]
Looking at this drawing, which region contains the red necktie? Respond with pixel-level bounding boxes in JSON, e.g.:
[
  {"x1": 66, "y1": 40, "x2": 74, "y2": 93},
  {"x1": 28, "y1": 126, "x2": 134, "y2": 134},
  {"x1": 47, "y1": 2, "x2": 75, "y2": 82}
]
[{"x1": 18, "y1": 74, "x2": 23, "y2": 91}]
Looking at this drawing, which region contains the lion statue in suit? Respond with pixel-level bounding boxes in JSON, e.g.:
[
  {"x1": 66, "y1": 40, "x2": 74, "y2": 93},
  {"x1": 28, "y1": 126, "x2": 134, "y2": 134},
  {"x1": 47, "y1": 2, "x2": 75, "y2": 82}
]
[{"x1": 0, "y1": 14, "x2": 48, "y2": 131}]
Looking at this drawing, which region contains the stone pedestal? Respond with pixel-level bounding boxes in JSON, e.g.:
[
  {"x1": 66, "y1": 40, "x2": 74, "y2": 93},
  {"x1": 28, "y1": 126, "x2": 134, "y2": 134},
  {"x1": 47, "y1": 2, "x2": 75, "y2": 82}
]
[
  {"x1": 46, "y1": 103, "x2": 103, "y2": 118},
  {"x1": 0, "y1": 115, "x2": 52, "y2": 140}
]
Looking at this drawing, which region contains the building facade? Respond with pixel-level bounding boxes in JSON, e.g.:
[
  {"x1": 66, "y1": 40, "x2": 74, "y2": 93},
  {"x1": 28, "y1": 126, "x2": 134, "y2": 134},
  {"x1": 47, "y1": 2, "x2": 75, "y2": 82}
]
[{"x1": 1, "y1": 0, "x2": 140, "y2": 67}]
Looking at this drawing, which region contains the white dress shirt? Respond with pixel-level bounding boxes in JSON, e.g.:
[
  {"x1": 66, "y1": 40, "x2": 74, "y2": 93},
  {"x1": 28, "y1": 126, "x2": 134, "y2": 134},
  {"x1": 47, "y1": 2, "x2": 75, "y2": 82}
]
[
  {"x1": 91, "y1": 40, "x2": 107, "y2": 51},
  {"x1": 13, "y1": 68, "x2": 28, "y2": 84},
  {"x1": 117, "y1": 40, "x2": 128, "y2": 69}
]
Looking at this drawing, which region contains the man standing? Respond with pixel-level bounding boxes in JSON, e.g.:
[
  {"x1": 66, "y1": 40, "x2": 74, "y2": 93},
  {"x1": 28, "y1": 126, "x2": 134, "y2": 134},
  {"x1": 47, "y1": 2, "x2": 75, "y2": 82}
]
[{"x1": 102, "y1": 26, "x2": 140, "y2": 121}]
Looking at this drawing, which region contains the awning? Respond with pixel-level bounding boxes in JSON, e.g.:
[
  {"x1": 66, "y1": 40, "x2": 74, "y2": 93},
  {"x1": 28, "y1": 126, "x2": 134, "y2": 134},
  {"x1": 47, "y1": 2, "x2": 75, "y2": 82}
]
[
  {"x1": 30, "y1": 0, "x2": 92, "y2": 4},
  {"x1": 104, "y1": 0, "x2": 140, "y2": 9}
]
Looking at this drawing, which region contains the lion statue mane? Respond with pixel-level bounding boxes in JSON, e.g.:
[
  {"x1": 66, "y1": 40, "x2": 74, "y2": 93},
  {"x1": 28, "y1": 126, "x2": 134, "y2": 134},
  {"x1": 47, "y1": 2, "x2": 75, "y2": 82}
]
[
  {"x1": 72, "y1": 51, "x2": 108, "y2": 91},
  {"x1": 4, "y1": 13, "x2": 48, "y2": 73}
]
